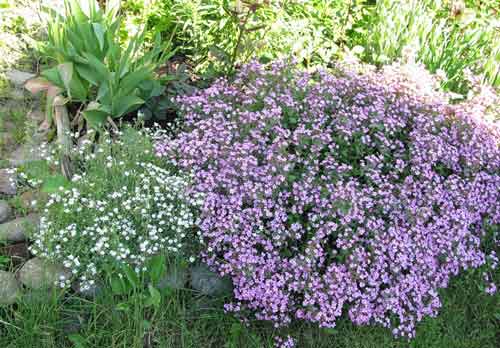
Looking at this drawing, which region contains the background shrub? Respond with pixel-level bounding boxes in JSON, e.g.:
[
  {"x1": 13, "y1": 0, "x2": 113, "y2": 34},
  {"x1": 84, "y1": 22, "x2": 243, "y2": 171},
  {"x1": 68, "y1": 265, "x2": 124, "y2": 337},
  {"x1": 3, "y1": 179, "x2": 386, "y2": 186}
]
[
  {"x1": 156, "y1": 60, "x2": 499, "y2": 338},
  {"x1": 134, "y1": 0, "x2": 363, "y2": 77},
  {"x1": 352, "y1": 0, "x2": 500, "y2": 94}
]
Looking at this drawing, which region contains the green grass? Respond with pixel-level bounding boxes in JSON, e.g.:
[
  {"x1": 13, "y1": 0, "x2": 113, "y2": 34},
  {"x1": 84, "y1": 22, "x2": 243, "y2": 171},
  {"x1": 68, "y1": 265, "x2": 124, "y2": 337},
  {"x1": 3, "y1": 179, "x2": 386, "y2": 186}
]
[{"x1": 0, "y1": 266, "x2": 498, "y2": 348}]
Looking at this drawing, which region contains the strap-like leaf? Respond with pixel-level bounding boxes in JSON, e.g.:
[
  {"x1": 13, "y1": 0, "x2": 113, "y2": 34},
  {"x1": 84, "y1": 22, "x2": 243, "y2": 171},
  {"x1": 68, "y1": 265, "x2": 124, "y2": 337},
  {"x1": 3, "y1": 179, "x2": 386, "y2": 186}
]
[
  {"x1": 119, "y1": 67, "x2": 152, "y2": 97},
  {"x1": 58, "y1": 62, "x2": 74, "y2": 98},
  {"x1": 112, "y1": 95, "x2": 144, "y2": 118},
  {"x1": 41, "y1": 67, "x2": 64, "y2": 87},
  {"x1": 83, "y1": 101, "x2": 108, "y2": 128},
  {"x1": 92, "y1": 22, "x2": 105, "y2": 51}
]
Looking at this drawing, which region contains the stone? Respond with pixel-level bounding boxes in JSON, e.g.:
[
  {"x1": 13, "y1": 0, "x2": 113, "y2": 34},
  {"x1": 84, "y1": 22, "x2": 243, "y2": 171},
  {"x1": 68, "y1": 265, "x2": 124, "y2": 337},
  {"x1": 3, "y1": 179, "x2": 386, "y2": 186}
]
[
  {"x1": 20, "y1": 289, "x2": 54, "y2": 305},
  {"x1": 0, "y1": 271, "x2": 20, "y2": 305},
  {"x1": 0, "y1": 168, "x2": 16, "y2": 195},
  {"x1": 0, "y1": 214, "x2": 39, "y2": 242},
  {"x1": 9, "y1": 143, "x2": 46, "y2": 167},
  {"x1": 0, "y1": 200, "x2": 12, "y2": 223},
  {"x1": 0, "y1": 242, "x2": 31, "y2": 265},
  {"x1": 27, "y1": 109, "x2": 45, "y2": 123},
  {"x1": 5, "y1": 69, "x2": 36, "y2": 88},
  {"x1": 158, "y1": 266, "x2": 188, "y2": 291},
  {"x1": 19, "y1": 257, "x2": 71, "y2": 289},
  {"x1": 190, "y1": 264, "x2": 233, "y2": 297},
  {"x1": 0, "y1": 132, "x2": 15, "y2": 148}
]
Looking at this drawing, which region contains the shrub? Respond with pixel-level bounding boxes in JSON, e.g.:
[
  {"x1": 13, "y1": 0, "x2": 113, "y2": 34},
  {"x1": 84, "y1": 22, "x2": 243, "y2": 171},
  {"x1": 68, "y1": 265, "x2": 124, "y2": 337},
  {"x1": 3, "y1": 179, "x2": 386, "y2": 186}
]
[
  {"x1": 30, "y1": 128, "x2": 202, "y2": 290},
  {"x1": 156, "y1": 60, "x2": 500, "y2": 338},
  {"x1": 144, "y1": 0, "x2": 362, "y2": 76}
]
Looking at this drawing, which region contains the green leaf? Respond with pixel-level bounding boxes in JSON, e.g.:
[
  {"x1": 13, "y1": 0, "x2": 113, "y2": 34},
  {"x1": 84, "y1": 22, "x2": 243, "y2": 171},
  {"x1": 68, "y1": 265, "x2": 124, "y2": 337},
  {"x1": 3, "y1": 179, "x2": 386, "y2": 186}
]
[
  {"x1": 121, "y1": 263, "x2": 140, "y2": 289},
  {"x1": 83, "y1": 102, "x2": 108, "y2": 128},
  {"x1": 148, "y1": 255, "x2": 166, "y2": 284},
  {"x1": 116, "y1": 302, "x2": 131, "y2": 312},
  {"x1": 96, "y1": 82, "x2": 110, "y2": 103},
  {"x1": 112, "y1": 95, "x2": 144, "y2": 118},
  {"x1": 68, "y1": 334, "x2": 86, "y2": 348},
  {"x1": 119, "y1": 68, "x2": 152, "y2": 97},
  {"x1": 144, "y1": 284, "x2": 161, "y2": 308},
  {"x1": 41, "y1": 67, "x2": 64, "y2": 88},
  {"x1": 110, "y1": 275, "x2": 129, "y2": 295},
  {"x1": 82, "y1": 52, "x2": 110, "y2": 81},
  {"x1": 92, "y1": 22, "x2": 105, "y2": 51},
  {"x1": 76, "y1": 64, "x2": 100, "y2": 86},
  {"x1": 67, "y1": 70, "x2": 88, "y2": 101}
]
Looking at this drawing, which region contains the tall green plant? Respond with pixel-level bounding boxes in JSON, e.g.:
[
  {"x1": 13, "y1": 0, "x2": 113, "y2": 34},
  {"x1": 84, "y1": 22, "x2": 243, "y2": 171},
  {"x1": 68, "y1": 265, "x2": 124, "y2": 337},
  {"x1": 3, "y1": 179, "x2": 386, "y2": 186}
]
[
  {"x1": 354, "y1": 0, "x2": 500, "y2": 93},
  {"x1": 34, "y1": 0, "x2": 173, "y2": 129}
]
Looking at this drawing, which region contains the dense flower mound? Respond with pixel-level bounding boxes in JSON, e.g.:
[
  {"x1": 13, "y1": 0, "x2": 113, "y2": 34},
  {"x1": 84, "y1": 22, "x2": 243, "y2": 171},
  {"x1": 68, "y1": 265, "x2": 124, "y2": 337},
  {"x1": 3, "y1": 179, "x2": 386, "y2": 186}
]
[
  {"x1": 156, "y1": 61, "x2": 500, "y2": 337},
  {"x1": 31, "y1": 130, "x2": 201, "y2": 290}
]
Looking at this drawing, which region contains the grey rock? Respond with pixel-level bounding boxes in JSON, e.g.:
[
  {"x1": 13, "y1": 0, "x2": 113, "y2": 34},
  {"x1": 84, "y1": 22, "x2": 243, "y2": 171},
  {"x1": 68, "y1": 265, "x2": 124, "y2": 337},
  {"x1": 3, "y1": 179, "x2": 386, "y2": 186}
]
[
  {"x1": 19, "y1": 257, "x2": 71, "y2": 289},
  {"x1": 9, "y1": 143, "x2": 46, "y2": 166},
  {"x1": 190, "y1": 264, "x2": 233, "y2": 297},
  {"x1": 27, "y1": 109, "x2": 45, "y2": 123},
  {"x1": 20, "y1": 289, "x2": 54, "y2": 305},
  {"x1": 0, "y1": 271, "x2": 20, "y2": 305},
  {"x1": 0, "y1": 168, "x2": 16, "y2": 195},
  {"x1": 158, "y1": 266, "x2": 188, "y2": 290},
  {"x1": 6, "y1": 69, "x2": 36, "y2": 88},
  {"x1": 0, "y1": 131, "x2": 15, "y2": 148},
  {"x1": 0, "y1": 214, "x2": 39, "y2": 242},
  {"x1": 0, "y1": 200, "x2": 12, "y2": 223}
]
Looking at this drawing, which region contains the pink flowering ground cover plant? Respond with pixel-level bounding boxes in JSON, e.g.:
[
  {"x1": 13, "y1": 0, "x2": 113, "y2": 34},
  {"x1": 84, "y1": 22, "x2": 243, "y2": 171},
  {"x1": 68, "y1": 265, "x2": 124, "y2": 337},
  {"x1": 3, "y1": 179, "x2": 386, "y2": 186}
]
[{"x1": 156, "y1": 60, "x2": 500, "y2": 339}]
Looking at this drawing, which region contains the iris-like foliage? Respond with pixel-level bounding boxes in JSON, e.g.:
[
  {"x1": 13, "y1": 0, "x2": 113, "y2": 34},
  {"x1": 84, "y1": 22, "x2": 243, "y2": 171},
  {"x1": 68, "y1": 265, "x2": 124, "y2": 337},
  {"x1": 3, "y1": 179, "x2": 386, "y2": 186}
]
[{"x1": 156, "y1": 60, "x2": 500, "y2": 338}]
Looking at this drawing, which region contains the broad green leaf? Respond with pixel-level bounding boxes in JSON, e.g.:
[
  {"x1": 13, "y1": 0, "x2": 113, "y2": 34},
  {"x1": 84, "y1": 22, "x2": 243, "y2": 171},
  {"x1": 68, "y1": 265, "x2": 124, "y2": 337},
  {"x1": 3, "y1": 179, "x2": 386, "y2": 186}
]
[
  {"x1": 96, "y1": 82, "x2": 110, "y2": 103},
  {"x1": 83, "y1": 102, "x2": 108, "y2": 128},
  {"x1": 110, "y1": 275, "x2": 128, "y2": 295},
  {"x1": 82, "y1": 52, "x2": 110, "y2": 81},
  {"x1": 92, "y1": 22, "x2": 105, "y2": 51},
  {"x1": 68, "y1": 73, "x2": 89, "y2": 101},
  {"x1": 112, "y1": 95, "x2": 144, "y2": 118},
  {"x1": 121, "y1": 263, "x2": 140, "y2": 289},
  {"x1": 41, "y1": 67, "x2": 64, "y2": 88},
  {"x1": 144, "y1": 284, "x2": 161, "y2": 308},
  {"x1": 76, "y1": 64, "x2": 100, "y2": 86},
  {"x1": 68, "y1": 334, "x2": 86, "y2": 348},
  {"x1": 119, "y1": 68, "x2": 152, "y2": 97},
  {"x1": 148, "y1": 255, "x2": 166, "y2": 284},
  {"x1": 66, "y1": 29, "x2": 85, "y2": 55}
]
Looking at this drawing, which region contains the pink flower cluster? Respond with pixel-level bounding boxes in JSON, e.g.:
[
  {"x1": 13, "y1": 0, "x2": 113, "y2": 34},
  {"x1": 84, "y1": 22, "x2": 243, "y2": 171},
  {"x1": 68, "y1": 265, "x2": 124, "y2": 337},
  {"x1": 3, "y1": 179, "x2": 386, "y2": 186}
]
[{"x1": 156, "y1": 61, "x2": 500, "y2": 338}]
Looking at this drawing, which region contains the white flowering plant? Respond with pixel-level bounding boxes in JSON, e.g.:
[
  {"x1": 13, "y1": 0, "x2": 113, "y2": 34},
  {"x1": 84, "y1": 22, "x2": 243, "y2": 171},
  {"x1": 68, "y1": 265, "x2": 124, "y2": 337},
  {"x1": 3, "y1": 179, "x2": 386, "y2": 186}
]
[{"x1": 30, "y1": 128, "x2": 202, "y2": 291}]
